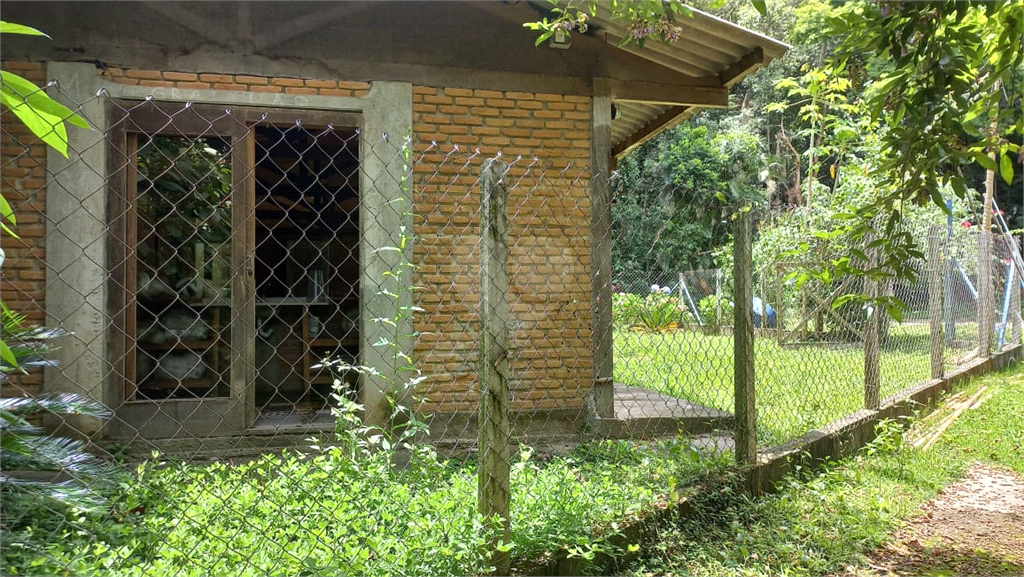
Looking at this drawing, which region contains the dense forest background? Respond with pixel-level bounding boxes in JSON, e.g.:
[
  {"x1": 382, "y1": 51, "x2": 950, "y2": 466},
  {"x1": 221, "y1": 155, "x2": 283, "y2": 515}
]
[{"x1": 611, "y1": 0, "x2": 1023, "y2": 281}]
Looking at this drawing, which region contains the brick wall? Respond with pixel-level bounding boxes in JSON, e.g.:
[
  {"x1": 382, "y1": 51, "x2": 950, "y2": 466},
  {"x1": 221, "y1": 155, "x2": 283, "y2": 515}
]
[
  {"x1": 1, "y1": 61, "x2": 49, "y2": 398},
  {"x1": 1, "y1": 63, "x2": 596, "y2": 416},
  {"x1": 411, "y1": 86, "x2": 593, "y2": 413}
]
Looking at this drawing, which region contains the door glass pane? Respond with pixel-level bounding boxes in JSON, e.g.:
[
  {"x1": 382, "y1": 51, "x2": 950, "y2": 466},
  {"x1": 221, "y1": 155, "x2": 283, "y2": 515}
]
[
  {"x1": 251, "y1": 123, "x2": 360, "y2": 416},
  {"x1": 133, "y1": 135, "x2": 232, "y2": 400}
]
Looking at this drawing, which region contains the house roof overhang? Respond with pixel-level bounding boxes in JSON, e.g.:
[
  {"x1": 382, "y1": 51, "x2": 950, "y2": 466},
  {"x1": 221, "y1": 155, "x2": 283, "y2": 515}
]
[
  {"x1": 580, "y1": 3, "x2": 790, "y2": 158},
  {"x1": 472, "y1": 0, "x2": 789, "y2": 157},
  {"x1": 1, "y1": 1, "x2": 788, "y2": 159}
]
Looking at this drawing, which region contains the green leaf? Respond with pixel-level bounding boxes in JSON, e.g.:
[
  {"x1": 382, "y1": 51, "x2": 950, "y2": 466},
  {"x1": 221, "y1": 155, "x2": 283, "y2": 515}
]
[
  {"x1": 751, "y1": 0, "x2": 767, "y2": 16},
  {"x1": 0, "y1": 21, "x2": 49, "y2": 37},
  {"x1": 0, "y1": 339, "x2": 18, "y2": 369},
  {"x1": 0, "y1": 87, "x2": 68, "y2": 156},
  {"x1": 972, "y1": 150, "x2": 998, "y2": 172},
  {"x1": 1, "y1": 193, "x2": 16, "y2": 228},
  {"x1": 1, "y1": 72, "x2": 88, "y2": 129},
  {"x1": 998, "y1": 152, "x2": 1014, "y2": 185}
]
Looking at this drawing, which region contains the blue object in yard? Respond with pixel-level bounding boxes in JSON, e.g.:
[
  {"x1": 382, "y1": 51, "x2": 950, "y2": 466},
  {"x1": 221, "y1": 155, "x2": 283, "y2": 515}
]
[{"x1": 752, "y1": 297, "x2": 777, "y2": 329}]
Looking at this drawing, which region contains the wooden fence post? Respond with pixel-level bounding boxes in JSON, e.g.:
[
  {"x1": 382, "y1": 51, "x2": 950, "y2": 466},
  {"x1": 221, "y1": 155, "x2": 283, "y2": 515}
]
[
  {"x1": 590, "y1": 85, "x2": 615, "y2": 418},
  {"x1": 928, "y1": 226, "x2": 944, "y2": 379},
  {"x1": 1011, "y1": 236, "x2": 1022, "y2": 344},
  {"x1": 716, "y1": 268, "x2": 723, "y2": 326},
  {"x1": 733, "y1": 210, "x2": 756, "y2": 466},
  {"x1": 478, "y1": 159, "x2": 511, "y2": 576},
  {"x1": 978, "y1": 231, "x2": 993, "y2": 356},
  {"x1": 864, "y1": 234, "x2": 881, "y2": 410}
]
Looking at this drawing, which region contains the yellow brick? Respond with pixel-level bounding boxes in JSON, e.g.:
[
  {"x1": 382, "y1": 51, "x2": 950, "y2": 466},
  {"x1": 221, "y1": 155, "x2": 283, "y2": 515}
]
[
  {"x1": 271, "y1": 77, "x2": 306, "y2": 87},
  {"x1": 444, "y1": 87, "x2": 474, "y2": 97},
  {"x1": 439, "y1": 105, "x2": 469, "y2": 115},
  {"x1": 199, "y1": 73, "x2": 233, "y2": 83},
  {"x1": 235, "y1": 75, "x2": 268, "y2": 85},
  {"x1": 163, "y1": 71, "x2": 198, "y2": 81},
  {"x1": 176, "y1": 81, "x2": 212, "y2": 90},
  {"x1": 486, "y1": 98, "x2": 516, "y2": 109},
  {"x1": 305, "y1": 79, "x2": 336, "y2": 88},
  {"x1": 547, "y1": 102, "x2": 576, "y2": 111},
  {"x1": 474, "y1": 89, "x2": 503, "y2": 98},
  {"x1": 125, "y1": 69, "x2": 162, "y2": 80},
  {"x1": 470, "y1": 107, "x2": 500, "y2": 117}
]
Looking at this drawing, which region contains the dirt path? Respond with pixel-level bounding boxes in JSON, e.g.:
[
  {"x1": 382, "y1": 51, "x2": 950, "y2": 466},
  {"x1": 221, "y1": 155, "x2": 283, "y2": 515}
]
[{"x1": 846, "y1": 463, "x2": 1024, "y2": 576}]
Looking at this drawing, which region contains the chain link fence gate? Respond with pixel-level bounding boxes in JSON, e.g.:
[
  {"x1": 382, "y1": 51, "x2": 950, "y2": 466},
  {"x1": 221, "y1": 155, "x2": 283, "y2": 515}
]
[{"x1": 2, "y1": 76, "x2": 1022, "y2": 577}]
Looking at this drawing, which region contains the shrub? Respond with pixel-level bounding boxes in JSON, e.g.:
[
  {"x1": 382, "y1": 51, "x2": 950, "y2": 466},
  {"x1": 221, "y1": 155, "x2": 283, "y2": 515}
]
[
  {"x1": 697, "y1": 295, "x2": 734, "y2": 326},
  {"x1": 637, "y1": 291, "x2": 690, "y2": 331},
  {"x1": 612, "y1": 292, "x2": 644, "y2": 328}
]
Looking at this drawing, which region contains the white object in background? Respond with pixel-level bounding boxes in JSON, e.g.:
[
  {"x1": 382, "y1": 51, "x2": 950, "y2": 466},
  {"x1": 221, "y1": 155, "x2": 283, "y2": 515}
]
[{"x1": 155, "y1": 351, "x2": 207, "y2": 381}]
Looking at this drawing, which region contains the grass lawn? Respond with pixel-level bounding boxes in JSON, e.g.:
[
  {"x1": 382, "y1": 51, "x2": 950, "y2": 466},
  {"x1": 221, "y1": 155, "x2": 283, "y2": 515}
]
[
  {"x1": 623, "y1": 361, "x2": 1023, "y2": 577},
  {"x1": 613, "y1": 323, "x2": 981, "y2": 446}
]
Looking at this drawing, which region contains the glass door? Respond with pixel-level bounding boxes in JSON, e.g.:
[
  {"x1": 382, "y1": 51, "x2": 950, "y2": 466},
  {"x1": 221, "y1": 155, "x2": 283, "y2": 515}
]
[{"x1": 110, "y1": 101, "x2": 253, "y2": 437}]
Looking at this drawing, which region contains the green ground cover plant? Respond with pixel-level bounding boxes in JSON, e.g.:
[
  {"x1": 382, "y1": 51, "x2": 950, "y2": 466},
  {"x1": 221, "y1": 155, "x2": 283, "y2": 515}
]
[
  {"x1": 0, "y1": 436, "x2": 730, "y2": 576},
  {"x1": 624, "y1": 361, "x2": 1023, "y2": 577},
  {"x1": 613, "y1": 323, "x2": 963, "y2": 446}
]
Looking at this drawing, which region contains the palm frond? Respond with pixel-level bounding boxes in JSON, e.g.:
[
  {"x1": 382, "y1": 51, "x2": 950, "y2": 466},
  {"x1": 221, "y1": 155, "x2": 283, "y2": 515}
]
[
  {"x1": 0, "y1": 476, "x2": 108, "y2": 513},
  {"x1": 0, "y1": 392, "x2": 110, "y2": 419},
  {"x1": 1, "y1": 435, "x2": 118, "y2": 481}
]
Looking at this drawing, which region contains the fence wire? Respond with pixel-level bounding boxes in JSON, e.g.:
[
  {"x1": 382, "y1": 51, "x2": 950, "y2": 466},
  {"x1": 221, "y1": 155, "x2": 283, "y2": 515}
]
[{"x1": 1, "y1": 77, "x2": 1022, "y2": 577}]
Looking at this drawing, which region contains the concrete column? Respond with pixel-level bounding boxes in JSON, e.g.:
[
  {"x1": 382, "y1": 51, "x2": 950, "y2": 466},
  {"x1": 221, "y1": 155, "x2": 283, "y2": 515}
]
[
  {"x1": 1011, "y1": 236, "x2": 1022, "y2": 345},
  {"x1": 360, "y1": 81, "x2": 413, "y2": 429},
  {"x1": 44, "y1": 62, "x2": 108, "y2": 436}
]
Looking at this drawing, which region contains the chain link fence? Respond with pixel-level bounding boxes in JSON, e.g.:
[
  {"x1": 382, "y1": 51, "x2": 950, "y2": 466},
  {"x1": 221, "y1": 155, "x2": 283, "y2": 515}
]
[
  {"x1": 2, "y1": 79, "x2": 1022, "y2": 576},
  {"x1": 612, "y1": 224, "x2": 1022, "y2": 450}
]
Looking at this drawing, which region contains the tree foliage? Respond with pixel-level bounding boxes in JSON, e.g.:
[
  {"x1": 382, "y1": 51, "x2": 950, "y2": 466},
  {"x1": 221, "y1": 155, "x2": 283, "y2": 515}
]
[
  {"x1": 524, "y1": 0, "x2": 765, "y2": 47},
  {"x1": 611, "y1": 125, "x2": 763, "y2": 276},
  {"x1": 829, "y1": 1, "x2": 1022, "y2": 206}
]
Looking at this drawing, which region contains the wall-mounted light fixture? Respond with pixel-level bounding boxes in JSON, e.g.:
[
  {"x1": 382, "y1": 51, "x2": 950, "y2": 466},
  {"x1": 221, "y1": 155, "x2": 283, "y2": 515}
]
[{"x1": 549, "y1": 28, "x2": 571, "y2": 49}]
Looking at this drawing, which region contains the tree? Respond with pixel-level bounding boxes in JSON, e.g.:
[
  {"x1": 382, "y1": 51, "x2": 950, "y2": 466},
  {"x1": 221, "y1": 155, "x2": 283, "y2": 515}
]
[
  {"x1": 611, "y1": 124, "x2": 763, "y2": 278},
  {"x1": 824, "y1": 1, "x2": 1023, "y2": 273},
  {"x1": 524, "y1": 0, "x2": 766, "y2": 47}
]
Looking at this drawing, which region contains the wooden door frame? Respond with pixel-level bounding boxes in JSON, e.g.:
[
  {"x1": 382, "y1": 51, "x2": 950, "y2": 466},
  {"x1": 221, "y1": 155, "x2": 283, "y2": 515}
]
[
  {"x1": 105, "y1": 100, "x2": 365, "y2": 438},
  {"x1": 106, "y1": 100, "x2": 252, "y2": 438}
]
